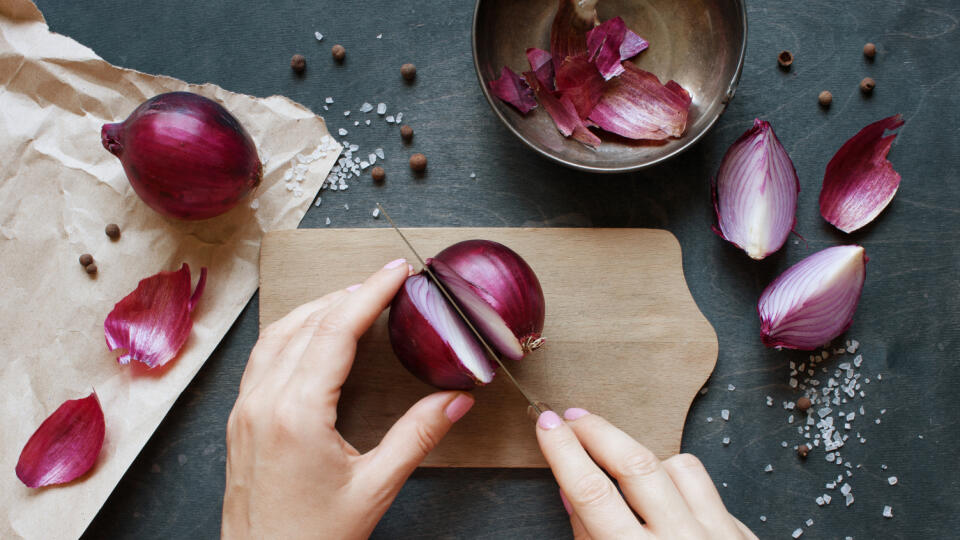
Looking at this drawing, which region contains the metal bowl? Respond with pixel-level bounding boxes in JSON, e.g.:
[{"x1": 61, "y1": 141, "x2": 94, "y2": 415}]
[{"x1": 472, "y1": 0, "x2": 747, "y2": 172}]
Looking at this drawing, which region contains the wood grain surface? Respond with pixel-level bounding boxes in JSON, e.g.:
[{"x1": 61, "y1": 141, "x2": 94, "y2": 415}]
[{"x1": 259, "y1": 228, "x2": 718, "y2": 466}]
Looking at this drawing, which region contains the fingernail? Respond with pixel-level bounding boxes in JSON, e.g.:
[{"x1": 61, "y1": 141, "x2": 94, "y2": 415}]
[
  {"x1": 346, "y1": 284, "x2": 362, "y2": 292},
  {"x1": 563, "y1": 407, "x2": 589, "y2": 421},
  {"x1": 559, "y1": 489, "x2": 572, "y2": 515},
  {"x1": 527, "y1": 401, "x2": 552, "y2": 422},
  {"x1": 407, "y1": 263, "x2": 415, "y2": 275},
  {"x1": 537, "y1": 410, "x2": 562, "y2": 430},
  {"x1": 384, "y1": 258, "x2": 406, "y2": 269},
  {"x1": 445, "y1": 393, "x2": 475, "y2": 423}
]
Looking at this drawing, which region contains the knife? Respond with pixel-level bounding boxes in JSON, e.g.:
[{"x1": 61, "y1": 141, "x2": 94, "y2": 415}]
[{"x1": 376, "y1": 203, "x2": 545, "y2": 416}]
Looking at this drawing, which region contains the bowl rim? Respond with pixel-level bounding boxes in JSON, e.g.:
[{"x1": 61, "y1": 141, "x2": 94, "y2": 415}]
[{"x1": 471, "y1": 0, "x2": 749, "y2": 173}]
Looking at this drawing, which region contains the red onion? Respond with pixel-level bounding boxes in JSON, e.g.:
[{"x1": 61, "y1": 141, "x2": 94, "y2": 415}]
[
  {"x1": 388, "y1": 240, "x2": 546, "y2": 390},
  {"x1": 101, "y1": 92, "x2": 262, "y2": 220}
]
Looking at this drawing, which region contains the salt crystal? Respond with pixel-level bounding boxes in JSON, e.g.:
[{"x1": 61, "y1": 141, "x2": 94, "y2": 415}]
[
  {"x1": 805, "y1": 518, "x2": 813, "y2": 527},
  {"x1": 853, "y1": 355, "x2": 863, "y2": 367},
  {"x1": 825, "y1": 452, "x2": 836, "y2": 463},
  {"x1": 249, "y1": 198, "x2": 259, "y2": 210},
  {"x1": 880, "y1": 408, "x2": 887, "y2": 414},
  {"x1": 822, "y1": 494, "x2": 831, "y2": 504},
  {"x1": 781, "y1": 441, "x2": 788, "y2": 447},
  {"x1": 325, "y1": 97, "x2": 334, "y2": 104},
  {"x1": 816, "y1": 496, "x2": 825, "y2": 506},
  {"x1": 766, "y1": 396, "x2": 774, "y2": 407},
  {"x1": 875, "y1": 418, "x2": 881, "y2": 424},
  {"x1": 283, "y1": 169, "x2": 294, "y2": 181},
  {"x1": 368, "y1": 153, "x2": 377, "y2": 164},
  {"x1": 722, "y1": 482, "x2": 728, "y2": 487},
  {"x1": 372, "y1": 208, "x2": 380, "y2": 219},
  {"x1": 325, "y1": 217, "x2": 331, "y2": 225},
  {"x1": 314, "y1": 196, "x2": 322, "y2": 207},
  {"x1": 386, "y1": 115, "x2": 395, "y2": 123},
  {"x1": 293, "y1": 187, "x2": 303, "y2": 197},
  {"x1": 470, "y1": 172, "x2": 477, "y2": 179},
  {"x1": 338, "y1": 128, "x2": 348, "y2": 136},
  {"x1": 354, "y1": 121, "x2": 359, "y2": 126},
  {"x1": 376, "y1": 33, "x2": 382, "y2": 39},
  {"x1": 845, "y1": 493, "x2": 854, "y2": 506},
  {"x1": 728, "y1": 384, "x2": 736, "y2": 391},
  {"x1": 818, "y1": 407, "x2": 832, "y2": 418},
  {"x1": 365, "y1": 119, "x2": 371, "y2": 125},
  {"x1": 360, "y1": 102, "x2": 374, "y2": 113},
  {"x1": 314, "y1": 31, "x2": 323, "y2": 41},
  {"x1": 721, "y1": 409, "x2": 730, "y2": 421},
  {"x1": 377, "y1": 103, "x2": 387, "y2": 115},
  {"x1": 374, "y1": 148, "x2": 385, "y2": 159},
  {"x1": 344, "y1": 203, "x2": 349, "y2": 210},
  {"x1": 706, "y1": 417, "x2": 713, "y2": 423},
  {"x1": 840, "y1": 483, "x2": 852, "y2": 495},
  {"x1": 344, "y1": 110, "x2": 351, "y2": 117},
  {"x1": 792, "y1": 528, "x2": 803, "y2": 538},
  {"x1": 882, "y1": 505, "x2": 893, "y2": 518},
  {"x1": 350, "y1": 144, "x2": 360, "y2": 152},
  {"x1": 790, "y1": 378, "x2": 798, "y2": 388},
  {"x1": 764, "y1": 464, "x2": 773, "y2": 473},
  {"x1": 846, "y1": 339, "x2": 859, "y2": 353},
  {"x1": 888, "y1": 476, "x2": 898, "y2": 485},
  {"x1": 722, "y1": 437, "x2": 730, "y2": 446},
  {"x1": 760, "y1": 515, "x2": 766, "y2": 522},
  {"x1": 395, "y1": 112, "x2": 403, "y2": 123},
  {"x1": 788, "y1": 415, "x2": 794, "y2": 424},
  {"x1": 360, "y1": 161, "x2": 370, "y2": 169}
]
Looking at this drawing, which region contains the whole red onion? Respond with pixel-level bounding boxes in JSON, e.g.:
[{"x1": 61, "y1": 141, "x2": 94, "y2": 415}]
[
  {"x1": 388, "y1": 240, "x2": 546, "y2": 390},
  {"x1": 101, "y1": 92, "x2": 262, "y2": 220}
]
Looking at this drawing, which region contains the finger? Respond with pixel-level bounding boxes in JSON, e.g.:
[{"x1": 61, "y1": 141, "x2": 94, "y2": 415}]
[
  {"x1": 560, "y1": 490, "x2": 592, "y2": 540},
  {"x1": 361, "y1": 392, "x2": 474, "y2": 494},
  {"x1": 661, "y1": 453, "x2": 743, "y2": 538},
  {"x1": 562, "y1": 408, "x2": 698, "y2": 537},
  {"x1": 535, "y1": 411, "x2": 647, "y2": 539},
  {"x1": 240, "y1": 290, "x2": 350, "y2": 392},
  {"x1": 289, "y1": 258, "x2": 411, "y2": 399}
]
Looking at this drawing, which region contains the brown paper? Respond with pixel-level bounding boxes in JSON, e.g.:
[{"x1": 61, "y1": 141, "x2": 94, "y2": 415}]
[{"x1": 0, "y1": 1, "x2": 340, "y2": 537}]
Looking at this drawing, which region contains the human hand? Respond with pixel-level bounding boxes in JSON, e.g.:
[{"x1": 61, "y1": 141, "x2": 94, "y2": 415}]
[
  {"x1": 536, "y1": 408, "x2": 757, "y2": 539},
  {"x1": 222, "y1": 258, "x2": 476, "y2": 539}
]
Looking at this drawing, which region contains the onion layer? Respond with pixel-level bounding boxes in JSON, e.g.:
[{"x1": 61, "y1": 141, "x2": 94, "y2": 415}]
[
  {"x1": 758, "y1": 245, "x2": 867, "y2": 350},
  {"x1": 101, "y1": 92, "x2": 262, "y2": 221}
]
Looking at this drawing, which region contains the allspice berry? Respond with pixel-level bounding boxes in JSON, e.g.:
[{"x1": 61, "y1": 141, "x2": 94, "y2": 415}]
[
  {"x1": 797, "y1": 444, "x2": 810, "y2": 459},
  {"x1": 777, "y1": 50, "x2": 793, "y2": 69},
  {"x1": 797, "y1": 396, "x2": 812, "y2": 412},
  {"x1": 79, "y1": 253, "x2": 94, "y2": 267},
  {"x1": 400, "y1": 124, "x2": 414, "y2": 142},
  {"x1": 860, "y1": 77, "x2": 876, "y2": 94},
  {"x1": 409, "y1": 153, "x2": 427, "y2": 173},
  {"x1": 400, "y1": 63, "x2": 417, "y2": 81},
  {"x1": 818, "y1": 90, "x2": 833, "y2": 107},
  {"x1": 371, "y1": 166, "x2": 386, "y2": 182},
  {"x1": 863, "y1": 42, "x2": 876, "y2": 59},
  {"x1": 105, "y1": 223, "x2": 121, "y2": 240},
  {"x1": 85, "y1": 263, "x2": 98, "y2": 275},
  {"x1": 290, "y1": 54, "x2": 306, "y2": 73},
  {"x1": 331, "y1": 44, "x2": 346, "y2": 62}
]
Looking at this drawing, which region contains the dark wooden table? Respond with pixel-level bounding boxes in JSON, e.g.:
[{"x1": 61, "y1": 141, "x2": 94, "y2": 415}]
[{"x1": 35, "y1": 0, "x2": 959, "y2": 537}]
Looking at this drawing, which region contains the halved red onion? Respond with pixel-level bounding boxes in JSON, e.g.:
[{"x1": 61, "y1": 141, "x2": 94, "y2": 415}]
[
  {"x1": 16, "y1": 392, "x2": 105, "y2": 488},
  {"x1": 388, "y1": 275, "x2": 496, "y2": 390},
  {"x1": 820, "y1": 114, "x2": 904, "y2": 233},
  {"x1": 526, "y1": 48, "x2": 556, "y2": 90},
  {"x1": 713, "y1": 119, "x2": 800, "y2": 260},
  {"x1": 105, "y1": 263, "x2": 207, "y2": 369},
  {"x1": 489, "y1": 66, "x2": 538, "y2": 114},
  {"x1": 555, "y1": 55, "x2": 605, "y2": 119},
  {"x1": 524, "y1": 70, "x2": 601, "y2": 148},
  {"x1": 429, "y1": 240, "x2": 545, "y2": 361},
  {"x1": 550, "y1": 0, "x2": 598, "y2": 72},
  {"x1": 758, "y1": 245, "x2": 867, "y2": 350},
  {"x1": 587, "y1": 63, "x2": 691, "y2": 140},
  {"x1": 585, "y1": 16, "x2": 649, "y2": 80}
]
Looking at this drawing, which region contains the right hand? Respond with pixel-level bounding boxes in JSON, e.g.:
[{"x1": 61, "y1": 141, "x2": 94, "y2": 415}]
[{"x1": 535, "y1": 407, "x2": 757, "y2": 539}]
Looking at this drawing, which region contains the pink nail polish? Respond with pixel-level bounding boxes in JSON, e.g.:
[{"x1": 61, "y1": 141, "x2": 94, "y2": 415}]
[
  {"x1": 563, "y1": 407, "x2": 589, "y2": 421},
  {"x1": 407, "y1": 263, "x2": 415, "y2": 275},
  {"x1": 384, "y1": 258, "x2": 406, "y2": 269},
  {"x1": 444, "y1": 394, "x2": 474, "y2": 423},
  {"x1": 559, "y1": 489, "x2": 573, "y2": 515},
  {"x1": 537, "y1": 410, "x2": 562, "y2": 430},
  {"x1": 346, "y1": 284, "x2": 362, "y2": 292}
]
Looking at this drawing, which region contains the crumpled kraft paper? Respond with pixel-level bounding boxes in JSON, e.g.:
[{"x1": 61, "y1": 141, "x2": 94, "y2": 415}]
[{"x1": 0, "y1": 1, "x2": 340, "y2": 537}]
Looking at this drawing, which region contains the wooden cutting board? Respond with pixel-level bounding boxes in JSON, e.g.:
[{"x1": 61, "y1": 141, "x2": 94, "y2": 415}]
[{"x1": 259, "y1": 228, "x2": 717, "y2": 467}]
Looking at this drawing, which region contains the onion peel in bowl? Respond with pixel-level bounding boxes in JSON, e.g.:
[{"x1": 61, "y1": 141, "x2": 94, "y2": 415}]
[
  {"x1": 525, "y1": 70, "x2": 602, "y2": 148},
  {"x1": 758, "y1": 245, "x2": 867, "y2": 351},
  {"x1": 16, "y1": 392, "x2": 105, "y2": 488},
  {"x1": 587, "y1": 63, "x2": 691, "y2": 141},
  {"x1": 488, "y1": 66, "x2": 538, "y2": 114},
  {"x1": 550, "y1": 0, "x2": 598, "y2": 71},
  {"x1": 585, "y1": 16, "x2": 649, "y2": 80},
  {"x1": 712, "y1": 119, "x2": 800, "y2": 260},
  {"x1": 819, "y1": 114, "x2": 904, "y2": 233},
  {"x1": 555, "y1": 55, "x2": 605, "y2": 119},
  {"x1": 526, "y1": 48, "x2": 556, "y2": 90},
  {"x1": 105, "y1": 263, "x2": 207, "y2": 369}
]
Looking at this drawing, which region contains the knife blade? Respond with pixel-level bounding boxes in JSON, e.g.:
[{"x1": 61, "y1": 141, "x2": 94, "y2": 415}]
[{"x1": 376, "y1": 203, "x2": 544, "y2": 416}]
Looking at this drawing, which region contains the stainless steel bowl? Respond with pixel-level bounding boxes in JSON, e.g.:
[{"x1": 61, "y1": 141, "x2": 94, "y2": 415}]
[{"x1": 472, "y1": 0, "x2": 747, "y2": 172}]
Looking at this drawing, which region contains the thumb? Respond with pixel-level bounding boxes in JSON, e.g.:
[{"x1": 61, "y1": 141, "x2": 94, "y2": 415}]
[{"x1": 362, "y1": 391, "x2": 474, "y2": 489}]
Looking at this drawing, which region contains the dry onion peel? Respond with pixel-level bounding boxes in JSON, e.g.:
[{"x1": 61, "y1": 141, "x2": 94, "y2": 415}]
[
  {"x1": 105, "y1": 263, "x2": 207, "y2": 369},
  {"x1": 758, "y1": 245, "x2": 867, "y2": 350},
  {"x1": 555, "y1": 55, "x2": 605, "y2": 119},
  {"x1": 16, "y1": 392, "x2": 105, "y2": 488},
  {"x1": 488, "y1": 66, "x2": 538, "y2": 114},
  {"x1": 524, "y1": 70, "x2": 602, "y2": 148},
  {"x1": 526, "y1": 48, "x2": 556, "y2": 91},
  {"x1": 819, "y1": 114, "x2": 904, "y2": 233},
  {"x1": 550, "y1": 0, "x2": 598, "y2": 71},
  {"x1": 587, "y1": 62, "x2": 691, "y2": 140},
  {"x1": 586, "y1": 16, "x2": 649, "y2": 80},
  {"x1": 713, "y1": 119, "x2": 800, "y2": 260}
]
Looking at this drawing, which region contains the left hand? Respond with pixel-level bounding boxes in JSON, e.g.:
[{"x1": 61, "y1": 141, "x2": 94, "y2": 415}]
[{"x1": 221, "y1": 258, "x2": 476, "y2": 539}]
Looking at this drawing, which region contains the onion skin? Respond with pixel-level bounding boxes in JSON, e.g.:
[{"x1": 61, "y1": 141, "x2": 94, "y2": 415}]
[
  {"x1": 430, "y1": 239, "x2": 545, "y2": 361},
  {"x1": 101, "y1": 92, "x2": 262, "y2": 221},
  {"x1": 758, "y1": 245, "x2": 867, "y2": 350}
]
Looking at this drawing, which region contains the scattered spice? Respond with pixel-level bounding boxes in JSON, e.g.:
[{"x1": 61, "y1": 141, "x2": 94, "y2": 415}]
[
  {"x1": 777, "y1": 50, "x2": 794, "y2": 69},
  {"x1": 797, "y1": 396, "x2": 812, "y2": 412},
  {"x1": 409, "y1": 153, "x2": 427, "y2": 173},
  {"x1": 859, "y1": 77, "x2": 875, "y2": 94},
  {"x1": 400, "y1": 63, "x2": 417, "y2": 81},
  {"x1": 85, "y1": 263, "x2": 98, "y2": 275},
  {"x1": 105, "y1": 223, "x2": 120, "y2": 240},
  {"x1": 331, "y1": 44, "x2": 346, "y2": 62},
  {"x1": 371, "y1": 166, "x2": 386, "y2": 182},
  {"x1": 797, "y1": 444, "x2": 810, "y2": 458},
  {"x1": 818, "y1": 91, "x2": 832, "y2": 107},
  {"x1": 863, "y1": 43, "x2": 876, "y2": 59},
  {"x1": 79, "y1": 253, "x2": 94, "y2": 267},
  {"x1": 400, "y1": 124, "x2": 414, "y2": 142},
  {"x1": 290, "y1": 54, "x2": 306, "y2": 74}
]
